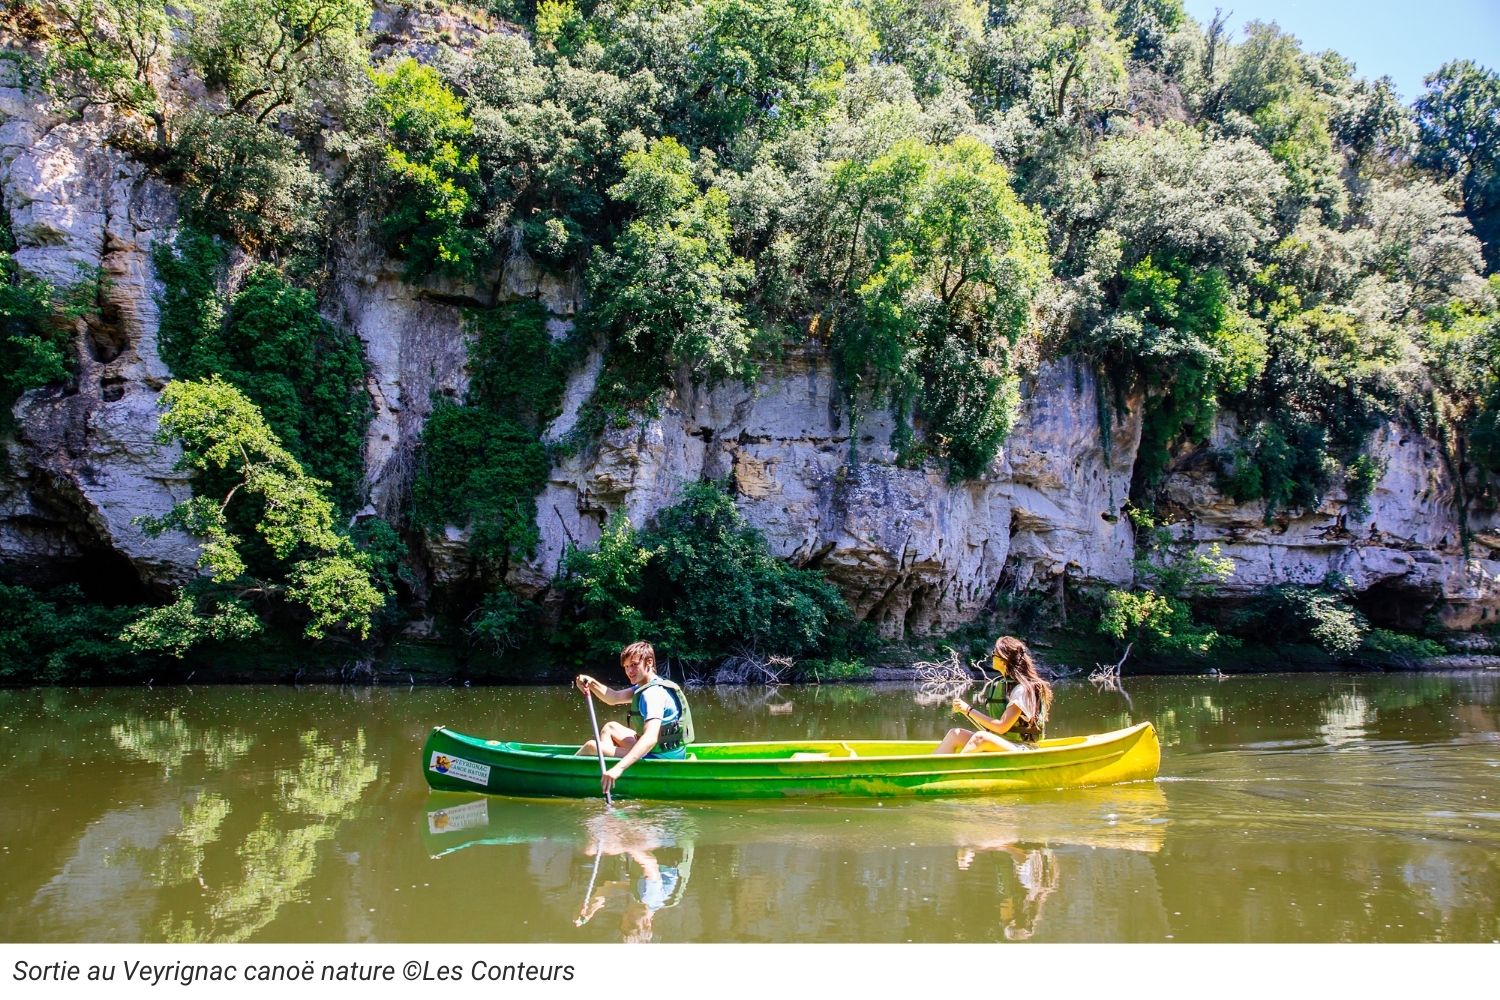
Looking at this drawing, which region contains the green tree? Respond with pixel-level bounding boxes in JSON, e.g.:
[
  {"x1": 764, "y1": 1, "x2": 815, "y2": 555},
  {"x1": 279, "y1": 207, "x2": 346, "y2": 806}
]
[
  {"x1": 1420, "y1": 276, "x2": 1500, "y2": 484},
  {"x1": 1111, "y1": 254, "x2": 1266, "y2": 493},
  {"x1": 185, "y1": 0, "x2": 371, "y2": 124},
  {"x1": 42, "y1": 0, "x2": 172, "y2": 148},
  {"x1": 1233, "y1": 580, "x2": 1368, "y2": 657},
  {"x1": 461, "y1": 31, "x2": 666, "y2": 267},
  {"x1": 218, "y1": 266, "x2": 371, "y2": 508},
  {"x1": 815, "y1": 134, "x2": 1049, "y2": 476},
  {"x1": 1223, "y1": 306, "x2": 1395, "y2": 520},
  {"x1": 167, "y1": 111, "x2": 329, "y2": 254},
  {"x1": 1106, "y1": 0, "x2": 1183, "y2": 63},
  {"x1": 1098, "y1": 509, "x2": 1234, "y2": 666},
  {"x1": 367, "y1": 58, "x2": 485, "y2": 279},
  {"x1": 1415, "y1": 59, "x2": 1500, "y2": 271},
  {"x1": 127, "y1": 377, "x2": 383, "y2": 655},
  {"x1": 969, "y1": 0, "x2": 1128, "y2": 121},
  {"x1": 1220, "y1": 21, "x2": 1345, "y2": 222},
  {"x1": 689, "y1": 0, "x2": 874, "y2": 145},
  {"x1": 586, "y1": 137, "x2": 756, "y2": 408},
  {"x1": 558, "y1": 481, "x2": 851, "y2": 666},
  {"x1": 1365, "y1": 178, "x2": 1485, "y2": 319},
  {"x1": 1, "y1": 246, "x2": 73, "y2": 426},
  {"x1": 858, "y1": 0, "x2": 983, "y2": 96},
  {"x1": 0, "y1": 583, "x2": 144, "y2": 681},
  {"x1": 152, "y1": 233, "x2": 370, "y2": 510}
]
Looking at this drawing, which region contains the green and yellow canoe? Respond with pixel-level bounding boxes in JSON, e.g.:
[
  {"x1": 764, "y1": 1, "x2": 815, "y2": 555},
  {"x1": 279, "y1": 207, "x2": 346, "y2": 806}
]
[{"x1": 421, "y1": 721, "x2": 1160, "y2": 800}]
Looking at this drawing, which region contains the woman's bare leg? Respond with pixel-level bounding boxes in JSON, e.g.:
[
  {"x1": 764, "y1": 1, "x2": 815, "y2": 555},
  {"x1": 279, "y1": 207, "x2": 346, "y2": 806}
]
[
  {"x1": 958, "y1": 731, "x2": 1022, "y2": 754},
  {"x1": 933, "y1": 727, "x2": 974, "y2": 754}
]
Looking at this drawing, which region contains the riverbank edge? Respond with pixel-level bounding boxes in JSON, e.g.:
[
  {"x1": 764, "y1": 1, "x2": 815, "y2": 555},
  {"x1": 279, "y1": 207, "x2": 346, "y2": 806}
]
[{"x1": 4, "y1": 631, "x2": 1497, "y2": 687}]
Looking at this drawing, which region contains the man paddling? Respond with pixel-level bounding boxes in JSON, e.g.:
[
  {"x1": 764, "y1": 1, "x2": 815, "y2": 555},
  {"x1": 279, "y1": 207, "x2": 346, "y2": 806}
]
[{"x1": 575, "y1": 641, "x2": 695, "y2": 796}]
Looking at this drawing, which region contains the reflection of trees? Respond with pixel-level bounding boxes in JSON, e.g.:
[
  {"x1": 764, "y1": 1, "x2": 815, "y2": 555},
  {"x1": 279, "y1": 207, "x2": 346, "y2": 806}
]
[
  {"x1": 121, "y1": 729, "x2": 379, "y2": 943},
  {"x1": 1148, "y1": 694, "x2": 1224, "y2": 748},
  {"x1": 110, "y1": 710, "x2": 255, "y2": 772},
  {"x1": 151, "y1": 793, "x2": 231, "y2": 886},
  {"x1": 700, "y1": 685, "x2": 790, "y2": 714}
]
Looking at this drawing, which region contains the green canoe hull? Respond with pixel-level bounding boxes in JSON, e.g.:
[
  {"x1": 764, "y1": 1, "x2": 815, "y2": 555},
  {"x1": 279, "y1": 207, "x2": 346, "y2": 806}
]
[{"x1": 421, "y1": 721, "x2": 1161, "y2": 800}]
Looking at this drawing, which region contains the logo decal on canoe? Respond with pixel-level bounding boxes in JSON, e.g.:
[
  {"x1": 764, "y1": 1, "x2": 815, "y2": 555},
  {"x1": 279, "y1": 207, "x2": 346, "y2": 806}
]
[
  {"x1": 428, "y1": 797, "x2": 490, "y2": 834},
  {"x1": 428, "y1": 751, "x2": 491, "y2": 786}
]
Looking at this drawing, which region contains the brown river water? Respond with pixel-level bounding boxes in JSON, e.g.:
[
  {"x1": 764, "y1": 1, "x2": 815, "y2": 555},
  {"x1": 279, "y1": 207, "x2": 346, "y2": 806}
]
[{"x1": 1, "y1": 672, "x2": 1497, "y2": 943}]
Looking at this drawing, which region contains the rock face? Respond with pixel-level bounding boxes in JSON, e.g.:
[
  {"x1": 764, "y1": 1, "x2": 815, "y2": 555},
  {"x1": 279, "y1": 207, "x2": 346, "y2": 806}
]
[
  {"x1": 328, "y1": 252, "x2": 581, "y2": 527},
  {"x1": 523, "y1": 349, "x2": 1140, "y2": 637},
  {"x1": 1159, "y1": 423, "x2": 1500, "y2": 630},
  {"x1": 0, "y1": 83, "x2": 199, "y2": 589}
]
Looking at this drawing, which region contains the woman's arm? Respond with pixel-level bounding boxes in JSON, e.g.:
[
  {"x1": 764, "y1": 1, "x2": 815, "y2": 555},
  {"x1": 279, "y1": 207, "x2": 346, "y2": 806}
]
[{"x1": 953, "y1": 697, "x2": 1022, "y2": 736}]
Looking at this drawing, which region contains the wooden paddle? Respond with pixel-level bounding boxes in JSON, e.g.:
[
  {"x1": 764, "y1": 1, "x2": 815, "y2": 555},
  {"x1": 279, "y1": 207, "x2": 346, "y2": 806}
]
[{"x1": 583, "y1": 688, "x2": 614, "y2": 807}]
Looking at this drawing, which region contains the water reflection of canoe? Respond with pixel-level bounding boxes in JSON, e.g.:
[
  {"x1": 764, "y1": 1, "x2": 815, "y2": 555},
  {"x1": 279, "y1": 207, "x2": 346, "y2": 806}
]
[
  {"x1": 422, "y1": 722, "x2": 1160, "y2": 800},
  {"x1": 421, "y1": 782, "x2": 1169, "y2": 859}
]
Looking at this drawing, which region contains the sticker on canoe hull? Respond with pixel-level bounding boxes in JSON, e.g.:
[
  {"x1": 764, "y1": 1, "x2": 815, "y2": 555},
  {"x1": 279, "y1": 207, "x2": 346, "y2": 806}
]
[
  {"x1": 428, "y1": 797, "x2": 490, "y2": 834},
  {"x1": 429, "y1": 751, "x2": 492, "y2": 787}
]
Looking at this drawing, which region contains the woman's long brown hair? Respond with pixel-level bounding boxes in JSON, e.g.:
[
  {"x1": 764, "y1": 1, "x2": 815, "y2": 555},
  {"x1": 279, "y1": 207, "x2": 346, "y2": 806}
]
[{"x1": 995, "y1": 636, "x2": 1053, "y2": 725}]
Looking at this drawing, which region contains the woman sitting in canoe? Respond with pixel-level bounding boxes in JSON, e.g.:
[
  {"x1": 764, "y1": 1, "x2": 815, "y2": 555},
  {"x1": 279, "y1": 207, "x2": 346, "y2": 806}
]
[
  {"x1": 575, "y1": 641, "x2": 695, "y2": 795},
  {"x1": 933, "y1": 636, "x2": 1053, "y2": 754}
]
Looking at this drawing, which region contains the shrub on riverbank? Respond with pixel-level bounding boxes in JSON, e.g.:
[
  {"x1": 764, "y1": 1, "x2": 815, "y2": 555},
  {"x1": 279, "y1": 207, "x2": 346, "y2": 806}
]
[
  {"x1": 554, "y1": 481, "x2": 859, "y2": 670},
  {"x1": 0, "y1": 583, "x2": 146, "y2": 681}
]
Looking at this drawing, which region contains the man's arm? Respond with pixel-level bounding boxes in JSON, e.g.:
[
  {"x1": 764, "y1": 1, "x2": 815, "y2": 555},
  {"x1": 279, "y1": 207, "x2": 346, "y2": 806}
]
[
  {"x1": 602, "y1": 718, "x2": 660, "y2": 795},
  {"x1": 575, "y1": 674, "x2": 634, "y2": 706}
]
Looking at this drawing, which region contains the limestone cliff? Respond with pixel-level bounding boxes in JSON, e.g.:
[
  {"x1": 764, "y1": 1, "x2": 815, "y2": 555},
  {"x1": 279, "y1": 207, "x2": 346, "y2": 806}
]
[
  {"x1": 0, "y1": 74, "x2": 198, "y2": 591},
  {"x1": 2, "y1": 26, "x2": 1496, "y2": 640}
]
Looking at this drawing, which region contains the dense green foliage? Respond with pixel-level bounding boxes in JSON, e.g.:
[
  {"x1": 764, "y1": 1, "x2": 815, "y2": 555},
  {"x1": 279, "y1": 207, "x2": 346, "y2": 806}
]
[
  {"x1": 0, "y1": 583, "x2": 144, "y2": 681},
  {"x1": 367, "y1": 58, "x2": 485, "y2": 278},
  {"x1": 585, "y1": 137, "x2": 756, "y2": 409},
  {"x1": 1421, "y1": 276, "x2": 1500, "y2": 489},
  {"x1": 153, "y1": 230, "x2": 369, "y2": 510},
  {"x1": 1229, "y1": 576, "x2": 1445, "y2": 664},
  {"x1": 1, "y1": 205, "x2": 96, "y2": 427},
  {"x1": 814, "y1": 134, "x2": 1049, "y2": 475},
  {"x1": 0, "y1": 247, "x2": 71, "y2": 426},
  {"x1": 1415, "y1": 60, "x2": 1500, "y2": 271},
  {"x1": 37, "y1": 0, "x2": 364, "y2": 252},
  {"x1": 1098, "y1": 509, "x2": 1235, "y2": 663},
  {"x1": 29, "y1": 3, "x2": 1500, "y2": 498},
  {"x1": 556, "y1": 481, "x2": 854, "y2": 666},
  {"x1": 412, "y1": 301, "x2": 575, "y2": 568},
  {"x1": 128, "y1": 377, "x2": 384, "y2": 655},
  {"x1": 167, "y1": 110, "x2": 330, "y2": 255},
  {"x1": 1235, "y1": 579, "x2": 1369, "y2": 657}
]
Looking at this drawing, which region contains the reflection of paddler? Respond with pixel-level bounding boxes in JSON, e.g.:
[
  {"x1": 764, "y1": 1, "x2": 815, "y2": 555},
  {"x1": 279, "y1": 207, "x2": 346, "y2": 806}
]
[
  {"x1": 958, "y1": 842, "x2": 1059, "y2": 942},
  {"x1": 573, "y1": 815, "x2": 694, "y2": 943}
]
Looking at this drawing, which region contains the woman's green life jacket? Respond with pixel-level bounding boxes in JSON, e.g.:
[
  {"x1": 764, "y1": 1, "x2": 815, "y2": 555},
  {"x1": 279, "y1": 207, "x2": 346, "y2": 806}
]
[
  {"x1": 981, "y1": 677, "x2": 1044, "y2": 744},
  {"x1": 628, "y1": 675, "x2": 696, "y2": 752}
]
